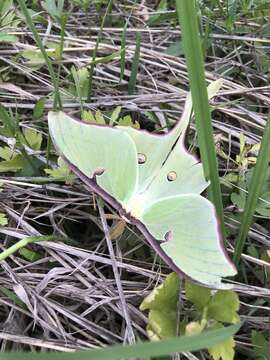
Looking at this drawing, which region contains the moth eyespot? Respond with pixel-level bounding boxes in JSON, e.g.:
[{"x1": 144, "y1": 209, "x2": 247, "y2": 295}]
[
  {"x1": 138, "y1": 153, "x2": 146, "y2": 164},
  {"x1": 95, "y1": 167, "x2": 105, "y2": 176},
  {"x1": 167, "y1": 171, "x2": 177, "y2": 182}
]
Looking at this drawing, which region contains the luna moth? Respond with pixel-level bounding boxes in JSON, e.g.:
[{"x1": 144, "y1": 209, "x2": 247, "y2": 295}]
[{"x1": 48, "y1": 80, "x2": 237, "y2": 289}]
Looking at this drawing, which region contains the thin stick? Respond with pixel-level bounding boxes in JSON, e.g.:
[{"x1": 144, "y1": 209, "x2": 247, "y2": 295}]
[{"x1": 97, "y1": 198, "x2": 135, "y2": 344}]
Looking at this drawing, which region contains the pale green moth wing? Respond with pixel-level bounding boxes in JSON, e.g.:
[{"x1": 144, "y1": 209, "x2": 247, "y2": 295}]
[
  {"x1": 141, "y1": 194, "x2": 237, "y2": 289},
  {"x1": 138, "y1": 142, "x2": 207, "y2": 204},
  {"x1": 48, "y1": 111, "x2": 138, "y2": 203},
  {"x1": 117, "y1": 95, "x2": 191, "y2": 193},
  {"x1": 118, "y1": 80, "x2": 223, "y2": 195}
]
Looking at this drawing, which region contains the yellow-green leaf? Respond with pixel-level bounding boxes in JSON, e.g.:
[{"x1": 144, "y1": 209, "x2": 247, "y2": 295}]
[
  {"x1": 95, "y1": 110, "x2": 106, "y2": 124},
  {"x1": 0, "y1": 213, "x2": 8, "y2": 226},
  {"x1": 207, "y1": 290, "x2": 240, "y2": 324},
  {"x1": 82, "y1": 110, "x2": 96, "y2": 123},
  {"x1": 185, "y1": 280, "x2": 211, "y2": 311},
  {"x1": 0, "y1": 146, "x2": 15, "y2": 161},
  {"x1": 0, "y1": 155, "x2": 25, "y2": 172},
  {"x1": 118, "y1": 115, "x2": 140, "y2": 129},
  {"x1": 147, "y1": 310, "x2": 177, "y2": 339},
  {"x1": 23, "y1": 128, "x2": 42, "y2": 150},
  {"x1": 208, "y1": 333, "x2": 235, "y2": 360},
  {"x1": 140, "y1": 272, "x2": 179, "y2": 312},
  {"x1": 21, "y1": 49, "x2": 45, "y2": 63}
]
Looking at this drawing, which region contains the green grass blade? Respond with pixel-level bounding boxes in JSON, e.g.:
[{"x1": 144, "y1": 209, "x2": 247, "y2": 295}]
[
  {"x1": 1, "y1": 323, "x2": 240, "y2": 360},
  {"x1": 87, "y1": 0, "x2": 113, "y2": 101},
  {"x1": 16, "y1": 0, "x2": 62, "y2": 111},
  {"x1": 233, "y1": 114, "x2": 270, "y2": 265},
  {"x1": 119, "y1": 23, "x2": 127, "y2": 83},
  {"x1": 128, "y1": 32, "x2": 141, "y2": 95},
  {"x1": 175, "y1": 0, "x2": 225, "y2": 236}
]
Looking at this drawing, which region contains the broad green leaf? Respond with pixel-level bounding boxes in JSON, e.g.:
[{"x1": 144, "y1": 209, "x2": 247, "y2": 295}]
[
  {"x1": 140, "y1": 272, "x2": 179, "y2": 312},
  {"x1": 0, "y1": 213, "x2": 8, "y2": 226},
  {"x1": 33, "y1": 97, "x2": 46, "y2": 120},
  {"x1": 208, "y1": 324, "x2": 235, "y2": 360},
  {"x1": 0, "y1": 155, "x2": 25, "y2": 172},
  {"x1": 256, "y1": 192, "x2": 270, "y2": 216},
  {"x1": 251, "y1": 330, "x2": 269, "y2": 359},
  {"x1": 147, "y1": 309, "x2": 177, "y2": 339},
  {"x1": 18, "y1": 156, "x2": 42, "y2": 177},
  {"x1": 22, "y1": 128, "x2": 42, "y2": 150},
  {"x1": 0, "y1": 146, "x2": 15, "y2": 161},
  {"x1": 19, "y1": 247, "x2": 42, "y2": 262},
  {"x1": 140, "y1": 273, "x2": 179, "y2": 340},
  {"x1": 231, "y1": 191, "x2": 246, "y2": 210},
  {"x1": 21, "y1": 49, "x2": 46, "y2": 63},
  {"x1": 0, "y1": 323, "x2": 241, "y2": 360},
  {"x1": 207, "y1": 290, "x2": 240, "y2": 324},
  {"x1": 44, "y1": 41, "x2": 63, "y2": 60},
  {"x1": 41, "y1": 0, "x2": 64, "y2": 20},
  {"x1": 185, "y1": 280, "x2": 211, "y2": 311},
  {"x1": 0, "y1": 33, "x2": 18, "y2": 43}
]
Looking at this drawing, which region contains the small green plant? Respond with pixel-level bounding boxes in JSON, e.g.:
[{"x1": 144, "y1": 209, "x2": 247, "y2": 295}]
[
  {"x1": 0, "y1": 212, "x2": 8, "y2": 226},
  {"x1": 251, "y1": 330, "x2": 269, "y2": 359},
  {"x1": 44, "y1": 157, "x2": 75, "y2": 184},
  {"x1": 81, "y1": 106, "x2": 140, "y2": 128},
  {"x1": 0, "y1": 106, "x2": 43, "y2": 175},
  {"x1": 140, "y1": 273, "x2": 240, "y2": 360},
  {"x1": 41, "y1": 0, "x2": 64, "y2": 22},
  {"x1": 71, "y1": 0, "x2": 109, "y2": 11},
  {"x1": 0, "y1": 0, "x2": 20, "y2": 43}
]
